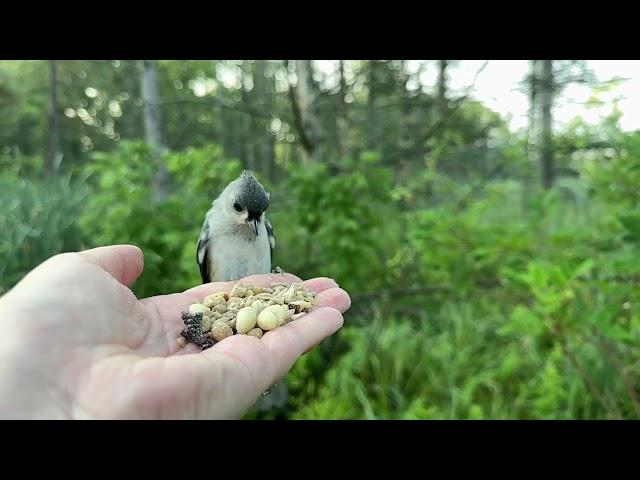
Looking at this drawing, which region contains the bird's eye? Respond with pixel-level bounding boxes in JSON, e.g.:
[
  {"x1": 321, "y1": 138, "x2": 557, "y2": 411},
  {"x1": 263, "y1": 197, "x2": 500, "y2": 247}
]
[{"x1": 233, "y1": 201, "x2": 243, "y2": 212}]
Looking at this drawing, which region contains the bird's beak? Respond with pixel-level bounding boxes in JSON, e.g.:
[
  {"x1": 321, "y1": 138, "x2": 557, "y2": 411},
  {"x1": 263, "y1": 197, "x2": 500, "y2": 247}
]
[{"x1": 249, "y1": 219, "x2": 259, "y2": 236}]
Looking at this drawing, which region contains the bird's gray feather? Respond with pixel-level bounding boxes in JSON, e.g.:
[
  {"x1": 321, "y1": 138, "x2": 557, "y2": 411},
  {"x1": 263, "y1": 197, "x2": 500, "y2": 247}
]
[
  {"x1": 196, "y1": 218, "x2": 212, "y2": 283},
  {"x1": 265, "y1": 217, "x2": 276, "y2": 263}
]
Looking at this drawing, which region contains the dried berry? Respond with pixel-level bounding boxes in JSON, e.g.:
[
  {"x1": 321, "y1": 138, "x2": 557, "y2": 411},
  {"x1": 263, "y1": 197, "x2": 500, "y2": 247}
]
[
  {"x1": 289, "y1": 300, "x2": 313, "y2": 314},
  {"x1": 246, "y1": 328, "x2": 264, "y2": 338},
  {"x1": 210, "y1": 323, "x2": 233, "y2": 341},
  {"x1": 281, "y1": 285, "x2": 296, "y2": 302},
  {"x1": 230, "y1": 283, "x2": 250, "y2": 298},
  {"x1": 227, "y1": 297, "x2": 246, "y2": 311},
  {"x1": 180, "y1": 312, "x2": 215, "y2": 349},
  {"x1": 212, "y1": 303, "x2": 227, "y2": 314},
  {"x1": 204, "y1": 292, "x2": 228, "y2": 307},
  {"x1": 189, "y1": 303, "x2": 211, "y2": 315},
  {"x1": 251, "y1": 287, "x2": 273, "y2": 294},
  {"x1": 202, "y1": 316, "x2": 213, "y2": 333}
]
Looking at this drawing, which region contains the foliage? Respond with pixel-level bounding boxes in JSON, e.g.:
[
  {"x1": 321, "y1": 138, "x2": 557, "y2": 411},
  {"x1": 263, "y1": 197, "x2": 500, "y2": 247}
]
[
  {"x1": 269, "y1": 152, "x2": 398, "y2": 292},
  {"x1": 0, "y1": 173, "x2": 89, "y2": 294},
  {"x1": 287, "y1": 172, "x2": 640, "y2": 419},
  {"x1": 77, "y1": 141, "x2": 242, "y2": 297}
]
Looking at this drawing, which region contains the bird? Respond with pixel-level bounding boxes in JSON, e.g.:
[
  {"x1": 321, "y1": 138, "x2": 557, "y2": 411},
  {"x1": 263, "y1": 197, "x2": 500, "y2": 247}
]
[
  {"x1": 196, "y1": 169, "x2": 288, "y2": 415},
  {"x1": 197, "y1": 169, "x2": 276, "y2": 284}
]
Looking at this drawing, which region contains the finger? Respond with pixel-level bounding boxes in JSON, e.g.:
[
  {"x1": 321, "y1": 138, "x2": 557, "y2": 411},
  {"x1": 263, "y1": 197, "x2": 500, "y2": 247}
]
[
  {"x1": 259, "y1": 307, "x2": 344, "y2": 380},
  {"x1": 79, "y1": 245, "x2": 144, "y2": 288},
  {"x1": 300, "y1": 277, "x2": 339, "y2": 294},
  {"x1": 314, "y1": 287, "x2": 351, "y2": 313},
  {"x1": 204, "y1": 307, "x2": 343, "y2": 407},
  {"x1": 147, "y1": 307, "x2": 344, "y2": 417}
]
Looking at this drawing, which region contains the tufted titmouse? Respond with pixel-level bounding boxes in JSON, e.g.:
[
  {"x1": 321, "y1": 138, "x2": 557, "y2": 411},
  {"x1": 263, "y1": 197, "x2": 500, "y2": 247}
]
[
  {"x1": 196, "y1": 169, "x2": 287, "y2": 413},
  {"x1": 197, "y1": 169, "x2": 276, "y2": 283}
]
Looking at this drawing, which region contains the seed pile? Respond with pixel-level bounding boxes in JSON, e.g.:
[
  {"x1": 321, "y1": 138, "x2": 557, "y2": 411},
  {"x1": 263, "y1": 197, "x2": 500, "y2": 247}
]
[{"x1": 178, "y1": 282, "x2": 317, "y2": 350}]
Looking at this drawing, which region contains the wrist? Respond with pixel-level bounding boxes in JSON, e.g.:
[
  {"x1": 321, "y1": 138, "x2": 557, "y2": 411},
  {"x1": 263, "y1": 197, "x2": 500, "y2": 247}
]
[{"x1": 0, "y1": 298, "x2": 65, "y2": 419}]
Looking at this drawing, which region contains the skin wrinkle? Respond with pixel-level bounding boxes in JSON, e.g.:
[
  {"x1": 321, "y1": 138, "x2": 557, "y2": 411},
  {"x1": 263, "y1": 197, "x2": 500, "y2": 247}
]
[
  {"x1": 72, "y1": 354, "x2": 116, "y2": 419},
  {"x1": 76, "y1": 250, "x2": 149, "y2": 347},
  {"x1": 78, "y1": 352, "x2": 165, "y2": 419},
  {"x1": 216, "y1": 346, "x2": 263, "y2": 398},
  {"x1": 110, "y1": 354, "x2": 152, "y2": 419},
  {"x1": 102, "y1": 356, "x2": 151, "y2": 420},
  {"x1": 68, "y1": 354, "x2": 118, "y2": 420},
  {"x1": 141, "y1": 300, "x2": 174, "y2": 356},
  {"x1": 191, "y1": 353, "x2": 229, "y2": 418},
  {"x1": 192, "y1": 355, "x2": 215, "y2": 418},
  {"x1": 55, "y1": 344, "x2": 143, "y2": 419},
  {"x1": 73, "y1": 339, "x2": 165, "y2": 417},
  {"x1": 138, "y1": 357, "x2": 174, "y2": 420},
  {"x1": 70, "y1": 258, "x2": 149, "y2": 349},
  {"x1": 140, "y1": 293, "x2": 206, "y2": 356}
]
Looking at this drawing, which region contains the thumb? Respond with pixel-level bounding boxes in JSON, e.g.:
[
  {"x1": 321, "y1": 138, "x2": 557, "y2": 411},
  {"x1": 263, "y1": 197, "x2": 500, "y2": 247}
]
[{"x1": 79, "y1": 245, "x2": 144, "y2": 288}]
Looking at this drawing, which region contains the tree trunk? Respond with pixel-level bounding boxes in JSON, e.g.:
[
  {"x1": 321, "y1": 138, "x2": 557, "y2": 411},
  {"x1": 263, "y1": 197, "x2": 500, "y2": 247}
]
[
  {"x1": 398, "y1": 61, "x2": 412, "y2": 153},
  {"x1": 249, "y1": 60, "x2": 275, "y2": 179},
  {"x1": 337, "y1": 60, "x2": 350, "y2": 159},
  {"x1": 367, "y1": 61, "x2": 379, "y2": 151},
  {"x1": 254, "y1": 61, "x2": 276, "y2": 181},
  {"x1": 241, "y1": 61, "x2": 257, "y2": 171},
  {"x1": 287, "y1": 60, "x2": 321, "y2": 166},
  {"x1": 45, "y1": 60, "x2": 61, "y2": 178},
  {"x1": 139, "y1": 60, "x2": 171, "y2": 201},
  {"x1": 521, "y1": 60, "x2": 538, "y2": 211},
  {"x1": 526, "y1": 60, "x2": 538, "y2": 164},
  {"x1": 539, "y1": 60, "x2": 554, "y2": 190},
  {"x1": 437, "y1": 60, "x2": 448, "y2": 115}
]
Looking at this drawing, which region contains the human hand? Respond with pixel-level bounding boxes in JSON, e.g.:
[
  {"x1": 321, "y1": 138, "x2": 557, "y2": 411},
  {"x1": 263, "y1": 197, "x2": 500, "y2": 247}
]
[{"x1": 0, "y1": 245, "x2": 350, "y2": 419}]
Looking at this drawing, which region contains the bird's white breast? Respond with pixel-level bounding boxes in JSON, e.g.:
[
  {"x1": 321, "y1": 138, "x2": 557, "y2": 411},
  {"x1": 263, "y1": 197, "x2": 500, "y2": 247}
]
[{"x1": 208, "y1": 220, "x2": 271, "y2": 282}]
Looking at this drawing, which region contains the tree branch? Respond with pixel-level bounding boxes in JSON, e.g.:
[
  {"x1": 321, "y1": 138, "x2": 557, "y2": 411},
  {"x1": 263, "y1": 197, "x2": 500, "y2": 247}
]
[
  {"x1": 157, "y1": 97, "x2": 275, "y2": 120},
  {"x1": 350, "y1": 284, "x2": 452, "y2": 301}
]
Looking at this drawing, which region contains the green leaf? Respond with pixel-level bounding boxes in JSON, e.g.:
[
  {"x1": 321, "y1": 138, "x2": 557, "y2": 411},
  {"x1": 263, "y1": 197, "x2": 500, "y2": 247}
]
[
  {"x1": 499, "y1": 306, "x2": 544, "y2": 337},
  {"x1": 619, "y1": 213, "x2": 640, "y2": 241}
]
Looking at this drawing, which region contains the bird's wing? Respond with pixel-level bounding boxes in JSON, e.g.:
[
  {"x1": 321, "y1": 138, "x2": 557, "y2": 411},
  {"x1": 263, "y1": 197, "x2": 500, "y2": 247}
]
[
  {"x1": 265, "y1": 216, "x2": 276, "y2": 266},
  {"x1": 196, "y1": 218, "x2": 213, "y2": 284}
]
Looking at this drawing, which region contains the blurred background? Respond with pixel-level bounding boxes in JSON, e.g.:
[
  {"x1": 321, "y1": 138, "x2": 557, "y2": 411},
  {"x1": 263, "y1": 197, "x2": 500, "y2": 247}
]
[{"x1": 0, "y1": 60, "x2": 639, "y2": 419}]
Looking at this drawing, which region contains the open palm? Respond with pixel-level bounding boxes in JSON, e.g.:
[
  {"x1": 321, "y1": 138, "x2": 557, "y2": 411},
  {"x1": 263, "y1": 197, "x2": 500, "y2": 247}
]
[{"x1": 0, "y1": 245, "x2": 350, "y2": 419}]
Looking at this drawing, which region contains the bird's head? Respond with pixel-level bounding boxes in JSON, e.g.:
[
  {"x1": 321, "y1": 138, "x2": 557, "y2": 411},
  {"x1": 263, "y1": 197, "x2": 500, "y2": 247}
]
[{"x1": 219, "y1": 170, "x2": 270, "y2": 237}]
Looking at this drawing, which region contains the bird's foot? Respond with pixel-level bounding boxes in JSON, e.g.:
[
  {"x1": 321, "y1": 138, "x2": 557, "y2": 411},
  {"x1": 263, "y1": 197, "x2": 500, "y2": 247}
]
[
  {"x1": 272, "y1": 266, "x2": 286, "y2": 276},
  {"x1": 262, "y1": 384, "x2": 276, "y2": 397}
]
